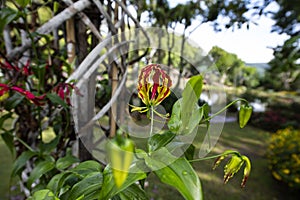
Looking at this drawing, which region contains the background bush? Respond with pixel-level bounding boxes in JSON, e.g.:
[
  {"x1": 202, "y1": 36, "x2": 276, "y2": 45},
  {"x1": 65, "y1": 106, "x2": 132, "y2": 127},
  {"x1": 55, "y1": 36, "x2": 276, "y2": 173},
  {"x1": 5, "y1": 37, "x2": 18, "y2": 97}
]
[{"x1": 267, "y1": 127, "x2": 300, "y2": 188}]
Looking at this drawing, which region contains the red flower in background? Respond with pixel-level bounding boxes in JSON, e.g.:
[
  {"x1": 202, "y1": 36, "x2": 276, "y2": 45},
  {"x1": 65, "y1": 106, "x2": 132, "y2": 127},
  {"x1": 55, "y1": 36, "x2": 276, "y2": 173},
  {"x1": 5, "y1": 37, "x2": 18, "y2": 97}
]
[
  {"x1": 0, "y1": 83, "x2": 9, "y2": 95},
  {"x1": 0, "y1": 84, "x2": 45, "y2": 106},
  {"x1": 11, "y1": 86, "x2": 45, "y2": 106},
  {"x1": 53, "y1": 83, "x2": 82, "y2": 105},
  {"x1": 0, "y1": 60, "x2": 33, "y2": 76}
]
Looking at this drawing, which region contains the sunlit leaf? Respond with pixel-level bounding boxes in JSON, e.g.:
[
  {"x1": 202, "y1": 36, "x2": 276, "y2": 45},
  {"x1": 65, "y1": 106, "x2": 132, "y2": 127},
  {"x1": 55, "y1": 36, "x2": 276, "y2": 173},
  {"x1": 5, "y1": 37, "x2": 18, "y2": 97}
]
[
  {"x1": 145, "y1": 148, "x2": 202, "y2": 200},
  {"x1": 28, "y1": 189, "x2": 59, "y2": 200},
  {"x1": 99, "y1": 164, "x2": 147, "y2": 200},
  {"x1": 15, "y1": 0, "x2": 31, "y2": 7},
  {"x1": 168, "y1": 99, "x2": 182, "y2": 132}
]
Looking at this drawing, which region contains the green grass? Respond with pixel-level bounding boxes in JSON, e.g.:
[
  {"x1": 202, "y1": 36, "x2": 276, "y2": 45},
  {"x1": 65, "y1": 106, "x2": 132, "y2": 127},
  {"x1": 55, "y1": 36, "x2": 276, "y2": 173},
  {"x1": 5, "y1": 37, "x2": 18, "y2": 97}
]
[{"x1": 144, "y1": 122, "x2": 300, "y2": 200}]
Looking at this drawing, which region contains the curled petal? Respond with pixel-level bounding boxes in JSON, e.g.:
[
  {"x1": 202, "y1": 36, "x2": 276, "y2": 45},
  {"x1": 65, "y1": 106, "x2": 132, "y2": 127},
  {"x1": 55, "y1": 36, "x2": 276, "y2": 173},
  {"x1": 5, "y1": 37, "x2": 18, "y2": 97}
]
[
  {"x1": 241, "y1": 156, "x2": 251, "y2": 188},
  {"x1": 224, "y1": 155, "x2": 244, "y2": 184},
  {"x1": 130, "y1": 105, "x2": 148, "y2": 113}
]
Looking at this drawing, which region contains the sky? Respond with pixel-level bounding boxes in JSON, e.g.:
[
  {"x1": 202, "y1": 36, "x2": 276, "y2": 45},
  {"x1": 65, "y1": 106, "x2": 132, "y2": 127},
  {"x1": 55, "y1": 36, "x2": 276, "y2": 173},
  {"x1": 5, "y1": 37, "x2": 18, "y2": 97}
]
[
  {"x1": 169, "y1": 0, "x2": 290, "y2": 64},
  {"x1": 188, "y1": 15, "x2": 289, "y2": 63}
]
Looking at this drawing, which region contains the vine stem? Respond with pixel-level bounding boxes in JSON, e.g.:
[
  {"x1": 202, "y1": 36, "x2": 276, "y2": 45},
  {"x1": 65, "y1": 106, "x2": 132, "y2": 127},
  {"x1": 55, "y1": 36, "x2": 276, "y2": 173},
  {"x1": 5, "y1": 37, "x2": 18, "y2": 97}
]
[
  {"x1": 189, "y1": 150, "x2": 241, "y2": 163},
  {"x1": 202, "y1": 98, "x2": 248, "y2": 123},
  {"x1": 150, "y1": 106, "x2": 154, "y2": 136},
  {"x1": 7, "y1": 131, "x2": 35, "y2": 152}
]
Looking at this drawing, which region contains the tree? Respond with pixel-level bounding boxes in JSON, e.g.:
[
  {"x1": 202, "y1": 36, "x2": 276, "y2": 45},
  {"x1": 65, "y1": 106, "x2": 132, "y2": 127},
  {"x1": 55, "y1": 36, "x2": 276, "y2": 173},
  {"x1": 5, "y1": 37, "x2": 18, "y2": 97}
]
[
  {"x1": 263, "y1": 0, "x2": 300, "y2": 90},
  {"x1": 208, "y1": 46, "x2": 260, "y2": 87}
]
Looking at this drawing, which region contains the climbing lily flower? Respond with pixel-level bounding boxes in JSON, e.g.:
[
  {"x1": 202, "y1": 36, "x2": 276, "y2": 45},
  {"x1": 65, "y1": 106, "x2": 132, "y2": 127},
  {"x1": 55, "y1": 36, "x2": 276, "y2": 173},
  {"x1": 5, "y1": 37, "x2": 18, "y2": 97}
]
[
  {"x1": 213, "y1": 150, "x2": 251, "y2": 188},
  {"x1": 131, "y1": 64, "x2": 172, "y2": 114}
]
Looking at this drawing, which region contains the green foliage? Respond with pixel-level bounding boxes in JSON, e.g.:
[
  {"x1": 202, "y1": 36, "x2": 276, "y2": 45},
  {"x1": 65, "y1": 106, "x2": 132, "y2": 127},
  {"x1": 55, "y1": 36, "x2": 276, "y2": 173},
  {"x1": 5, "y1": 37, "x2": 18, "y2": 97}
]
[
  {"x1": 99, "y1": 165, "x2": 147, "y2": 200},
  {"x1": 28, "y1": 189, "x2": 59, "y2": 200},
  {"x1": 147, "y1": 131, "x2": 175, "y2": 152},
  {"x1": 145, "y1": 148, "x2": 202, "y2": 200},
  {"x1": 267, "y1": 128, "x2": 300, "y2": 188},
  {"x1": 209, "y1": 46, "x2": 261, "y2": 87},
  {"x1": 0, "y1": 7, "x2": 19, "y2": 34},
  {"x1": 23, "y1": 66, "x2": 253, "y2": 200},
  {"x1": 269, "y1": 0, "x2": 300, "y2": 36},
  {"x1": 263, "y1": 0, "x2": 300, "y2": 91},
  {"x1": 168, "y1": 75, "x2": 204, "y2": 134},
  {"x1": 266, "y1": 36, "x2": 300, "y2": 91}
]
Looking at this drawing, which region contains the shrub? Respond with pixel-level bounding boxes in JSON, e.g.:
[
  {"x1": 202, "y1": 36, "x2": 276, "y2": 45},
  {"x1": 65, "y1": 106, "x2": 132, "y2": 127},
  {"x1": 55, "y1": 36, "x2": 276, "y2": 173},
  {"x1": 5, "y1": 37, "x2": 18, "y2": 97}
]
[
  {"x1": 267, "y1": 128, "x2": 300, "y2": 188},
  {"x1": 250, "y1": 103, "x2": 300, "y2": 132}
]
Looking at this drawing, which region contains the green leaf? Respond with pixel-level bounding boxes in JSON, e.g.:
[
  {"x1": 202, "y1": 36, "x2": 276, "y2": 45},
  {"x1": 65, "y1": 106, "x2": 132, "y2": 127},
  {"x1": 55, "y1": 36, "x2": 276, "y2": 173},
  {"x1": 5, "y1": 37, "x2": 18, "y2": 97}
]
[
  {"x1": 148, "y1": 131, "x2": 176, "y2": 152},
  {"x1": 99, "y1": 164, "x2": 147, "y2": 200},
  {"x1": 201, "y1": 103, "x2": 210, "y2": 121},
  {"x1": 145, "y1": 148, "x2": 202, "y2": 200},
  {"x1": 15, "y1": 0, "x2": 31, "y2": 7},
  {"x1": 0, "y1": 112, "x2": 12, "y2": 129},
  {"x1": 1, "y1": 130, "x2": 15, "y2": 156},
  {"x1": 56, "y1": 155, "x2": 80, "y2": 170},
  {"x1": 182, "y1": 75, "x2": 203, "y2": 101},
  {"x1": 117, "y1": 184, "x2": 148, "y2": 200},
  {"x1": 75, "y1": 195, "x2": 85, "y2": 200},
  {"x1": 181, "y1": 75, "x2": 203, "y2": 131},
  {"x1": 47, "y1": 172, "x2": 73, "y2": 196},
  {"x1": 46, "y1": 93, "x2": 68, "y2": 108},
  {"x1": 168, "y1": 100, "x2": 182, "y2": 132},
  {"x1": 0, "y1": 8, "x2": 19, "y2": 33},
  {"x1": 28, "y1": 189, "x2": 59, "y2": 200},
  {"x1": 186, "y1": 104, "x2": 203, "y2": 134},
  {"x1": 70, "y1": 160, "x2": 102, "y2": 177},
  {"x1": 68, "y1": 172, "x2": 103, "y2": 200},
  {"x1": 39, "y1": 134, "x2": 61, "y2": 153},
  {"x1": 168, "y1": 75, "x2": 203, "y2": 135},
  {"x1": 27, "y1": 160, "x2": 56, "y2": 188},
  {"x1": 184, "y1": 144, "x2": 195, "y2": 161},
  {"x1": 12, "y1": 150, "x2": 37, "y2": 176},
  {"x1": 168, "y1": 98, "x2": 203, "y2": 135},
  {"x1": 4, "y1": 93, "x2": 24, "y2": 110}
]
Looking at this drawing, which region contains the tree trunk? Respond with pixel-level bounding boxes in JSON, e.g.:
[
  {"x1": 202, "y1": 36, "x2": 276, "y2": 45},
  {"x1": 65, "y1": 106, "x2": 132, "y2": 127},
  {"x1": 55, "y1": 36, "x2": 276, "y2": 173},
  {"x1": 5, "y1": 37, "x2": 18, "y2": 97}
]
[{"x1": 76, "y1": 19, "x2": 94, "y2": 161}]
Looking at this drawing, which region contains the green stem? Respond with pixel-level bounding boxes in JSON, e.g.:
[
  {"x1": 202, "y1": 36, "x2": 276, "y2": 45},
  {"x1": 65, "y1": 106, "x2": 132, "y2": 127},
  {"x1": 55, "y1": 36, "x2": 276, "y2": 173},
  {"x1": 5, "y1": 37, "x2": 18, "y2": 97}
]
[
  {"x1": 201, "y1": 98, "x2": 248, "y2": 123},
  {"x1": 189, "y1": 150, "x2": 241, "y2": 163},
  {"x1": 7, "y1": 132, "x2": 35, "y2": 152},
  {"x1": 150, "y1": 106, "x2": 154, "y2": 136}
]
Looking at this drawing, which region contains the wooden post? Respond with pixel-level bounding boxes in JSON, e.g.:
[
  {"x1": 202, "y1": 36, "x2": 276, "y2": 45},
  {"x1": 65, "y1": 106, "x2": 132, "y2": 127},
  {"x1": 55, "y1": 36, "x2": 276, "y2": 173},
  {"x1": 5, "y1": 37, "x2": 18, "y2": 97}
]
[
  {"x1": 109, "y1": 2, "x2": 119, "y2": 138},
  {"x1": 66, "y1": 18, "x2": 76, "y2": 64}
]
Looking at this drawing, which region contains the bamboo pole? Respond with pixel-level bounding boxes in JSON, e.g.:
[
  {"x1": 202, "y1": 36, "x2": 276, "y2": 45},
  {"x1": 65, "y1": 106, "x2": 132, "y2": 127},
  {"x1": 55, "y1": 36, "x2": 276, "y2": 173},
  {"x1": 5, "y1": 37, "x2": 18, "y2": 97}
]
[
  {"x1": 109, "y1": 1, "x2": 119, "y2": 138},
  {"x1": 66, "y1": 18, "x2": 76, "y2": 63}
]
